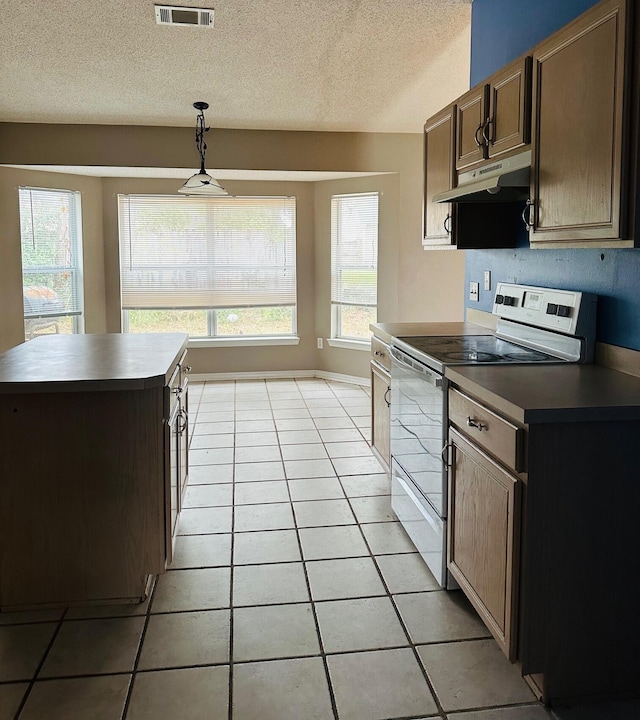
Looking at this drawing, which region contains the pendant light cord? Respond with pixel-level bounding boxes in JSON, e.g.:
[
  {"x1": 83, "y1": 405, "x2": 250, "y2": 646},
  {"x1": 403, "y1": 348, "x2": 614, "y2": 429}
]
[{"x1": 194, "y1": 105, "x2": 209, "y2": 174}]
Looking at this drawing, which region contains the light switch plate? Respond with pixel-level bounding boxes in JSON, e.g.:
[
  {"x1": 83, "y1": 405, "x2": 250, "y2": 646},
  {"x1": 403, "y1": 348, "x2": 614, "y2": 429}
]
[{"x1": 469, "y1": 282, "x2": 479, "y2": 302}]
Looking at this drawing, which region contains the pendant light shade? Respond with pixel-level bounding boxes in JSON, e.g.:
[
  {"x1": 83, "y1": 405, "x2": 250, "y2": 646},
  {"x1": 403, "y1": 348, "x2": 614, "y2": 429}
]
[{"x1": 179, "y1": 101, "x2": 227, "y2": 196}]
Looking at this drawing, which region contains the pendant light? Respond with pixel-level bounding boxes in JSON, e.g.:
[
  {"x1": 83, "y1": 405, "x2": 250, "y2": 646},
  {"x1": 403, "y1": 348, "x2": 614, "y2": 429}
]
[{"x1": 178, "y1": 101, "x2": 228, "y2": 196}]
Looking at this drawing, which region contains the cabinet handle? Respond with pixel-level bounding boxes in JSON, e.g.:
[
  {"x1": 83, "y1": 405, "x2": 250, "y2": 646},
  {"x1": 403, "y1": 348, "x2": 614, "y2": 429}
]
[
  {"x1": 467, "y1": 416, "x2": 486, "y2": 431},
  {"x1": 441, "y1": 442, "x2": 452, "y2": 468},
  {"x1": 184, "y1": 365, "x2": 192, "y2": 374},
  {"x1": 482, "y1": 118, "x2": 493, "y2": 145},
  {"x1": 173, "y1": 385, "x2": 183, "y2": 395},
  {"x1": 474, "y1": 122, "x2": 484, "y2": 148},
  {"x1": 383, "y1": 386, "x2": 391, "y2": 407},
  {"x1": 522, "y1": 198, "x2": 535, "y2": 229},
  {"x1": 178, "y1": 409, "x2": 188, "y2": 434},
  {"x1": 374, "y1": 350, "x2": 386, "y2": 358},
  {"x1": 443, "y1": 213, "x2": 452, "y2": 235}
]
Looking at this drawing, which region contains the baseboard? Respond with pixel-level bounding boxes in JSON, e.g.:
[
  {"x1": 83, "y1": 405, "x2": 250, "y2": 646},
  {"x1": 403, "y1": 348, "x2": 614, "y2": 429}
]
[
  {"x1": 314, "y1": 370, "x2": 370, "y2": 387},
  {"x1": 188, "y1": 369, "x2": 370, "y2": 387}
]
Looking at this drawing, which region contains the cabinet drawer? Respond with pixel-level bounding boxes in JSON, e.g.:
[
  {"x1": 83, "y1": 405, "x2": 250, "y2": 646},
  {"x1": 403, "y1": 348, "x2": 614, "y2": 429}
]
[
  {"x1": 371, "y1": 336, "x2": 391, "y2": 373},
  {"x1": 449, "y1": 388, "x2": 524, "y2": 472}
]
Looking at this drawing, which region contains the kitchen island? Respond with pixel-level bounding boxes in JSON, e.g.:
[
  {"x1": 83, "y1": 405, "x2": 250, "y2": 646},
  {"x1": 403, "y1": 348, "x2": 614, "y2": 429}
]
[{"x1": 0, "y1": 333, "x2": 189, "y2": 611}]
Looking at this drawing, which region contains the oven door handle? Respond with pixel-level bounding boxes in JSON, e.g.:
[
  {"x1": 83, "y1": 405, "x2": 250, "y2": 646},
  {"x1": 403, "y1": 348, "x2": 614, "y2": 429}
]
[{"x1": 391, "y1": 348, "x2": 442, "y2": 387}]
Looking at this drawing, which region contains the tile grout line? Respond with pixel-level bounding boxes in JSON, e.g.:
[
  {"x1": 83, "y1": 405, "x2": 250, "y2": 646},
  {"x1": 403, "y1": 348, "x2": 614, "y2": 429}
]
[
  {"x1": 226, "y1": 378, "x2": 237, "y2": 720},
  {"x1": 332, "y1": 467, "x2": 449, "y2": 719},
  {"x1": 11, "y1": 608, "x2": 68, "y2": 720},
  {"x1": 289, "y1": 377, "x2": 341, "y2": 720},
  {"x1": 119, "y1": 573, "x2": 159, "y2": 719},
  {"x1": 325, "y1": 379, "x2": 449, "y2": 720}
]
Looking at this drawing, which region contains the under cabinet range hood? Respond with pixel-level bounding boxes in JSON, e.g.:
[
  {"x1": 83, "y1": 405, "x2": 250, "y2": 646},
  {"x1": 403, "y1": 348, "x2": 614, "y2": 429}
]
[{"x1": 434, "y1": 150, "x2": 531, "y2": 203}]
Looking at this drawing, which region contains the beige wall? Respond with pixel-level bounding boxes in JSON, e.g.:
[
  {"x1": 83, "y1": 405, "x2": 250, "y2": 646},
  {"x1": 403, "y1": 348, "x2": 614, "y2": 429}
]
[
  {"x1": 0, "y1": 166, "x2": 106, "y2": 353},
  {"x1": 0, "y1": 124, "x2": 466, "y2": 376}
]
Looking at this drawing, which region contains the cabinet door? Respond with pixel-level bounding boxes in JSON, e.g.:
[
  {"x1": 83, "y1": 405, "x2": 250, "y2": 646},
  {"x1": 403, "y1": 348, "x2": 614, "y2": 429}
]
[
  {"x1": 423, "y1": 106, "x2": 456, "y2": 247},
  {"x1": 179, "y1": 402, "x2": 189, "y2": 505},
  {"x1": 165, "y1": 399, "x2": 180, "y2": 565},
  {"x1": 487, "y1": 56, "x2": 531, "y2": 159},
  {"x1": 456, "y1": 85, "x2": 489, "y2": 171},
  {"x1": 448, "y1": 428, "x2": 520, "y2": 660},
  {"x1": 529, "y1": 0, "x2": 629, "y2": 245},
  {"x1": 371, "y1": 361, "x2": 391, "y2": 469}
]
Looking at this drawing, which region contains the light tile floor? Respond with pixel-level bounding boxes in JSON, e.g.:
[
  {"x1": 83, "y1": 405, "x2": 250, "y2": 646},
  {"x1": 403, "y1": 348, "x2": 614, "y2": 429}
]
[{"x1": 1, "y1": 377, "x2": 639, "y2": 720}]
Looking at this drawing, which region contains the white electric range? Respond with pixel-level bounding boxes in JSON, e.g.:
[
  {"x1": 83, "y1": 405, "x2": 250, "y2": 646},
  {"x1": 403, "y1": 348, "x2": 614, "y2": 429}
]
[{"x1": 389, "y1": 283, "x2": 598, "y2": 587}]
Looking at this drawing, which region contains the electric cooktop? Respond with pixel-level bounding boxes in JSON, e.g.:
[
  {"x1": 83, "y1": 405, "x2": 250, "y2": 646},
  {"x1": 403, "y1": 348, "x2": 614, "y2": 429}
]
[{"x1": 395, "y1": 334, "x2": 563, "y2": 366}]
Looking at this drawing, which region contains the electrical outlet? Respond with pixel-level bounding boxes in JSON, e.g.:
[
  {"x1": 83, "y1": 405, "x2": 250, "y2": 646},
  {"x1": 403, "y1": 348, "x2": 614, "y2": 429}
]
[
  {"x1": 469, "y1": 282, "x2": 480, "y2": 302},
  {"x1": 317, "y1": 338, "x2": 323, "y2": 349},
  {"x1": 484, "y1": 270, "x2": 491, "y2": 291}
]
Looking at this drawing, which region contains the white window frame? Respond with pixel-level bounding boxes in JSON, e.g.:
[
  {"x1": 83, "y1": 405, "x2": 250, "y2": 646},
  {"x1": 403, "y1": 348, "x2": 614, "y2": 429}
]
[
  {"x1": 330, "y1": 192, "x2": 379, "y2": 346},
  {"x1": 118, "y1": 194, "x2": 298, "y2": 342},
  {"x1": 19, "y1": 186, "x2": 85, "y2": 340}
]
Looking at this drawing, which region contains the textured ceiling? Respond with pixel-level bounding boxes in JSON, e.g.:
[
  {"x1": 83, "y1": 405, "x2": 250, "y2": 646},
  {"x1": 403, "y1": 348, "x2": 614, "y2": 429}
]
[{"x1": 1, "y1": 0, "x2": 471, "y2": 133}]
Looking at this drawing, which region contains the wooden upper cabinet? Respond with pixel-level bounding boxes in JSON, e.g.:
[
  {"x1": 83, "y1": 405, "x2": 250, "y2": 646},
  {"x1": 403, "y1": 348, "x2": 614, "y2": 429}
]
[
  {"x1": 456, "y1": 85, "x2": 489, "y2": 171},
  {"x1": 529, "y1": 0, "x2": 630, "y2": 246},
  {"x1": 423, "y1": 105, "x2": 456, "y2": 247},
  {"x1": 456, "y1": 57, "x2": 531, "y2": 172},
  {"x1": 486, "y1": 56, "x2": 532, "y2": 159}
]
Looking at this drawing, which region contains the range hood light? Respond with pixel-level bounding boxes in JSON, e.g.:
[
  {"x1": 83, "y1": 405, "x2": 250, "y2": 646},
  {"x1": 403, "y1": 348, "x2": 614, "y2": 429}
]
[{"x1": 433, "y1": 150, "x2": 531, "y2": 203}]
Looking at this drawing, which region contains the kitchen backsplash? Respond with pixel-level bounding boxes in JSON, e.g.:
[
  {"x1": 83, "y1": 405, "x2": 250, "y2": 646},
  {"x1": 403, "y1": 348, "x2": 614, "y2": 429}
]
[{"x1": 467, "y1": 0, "x2": 640, "y2": 352}]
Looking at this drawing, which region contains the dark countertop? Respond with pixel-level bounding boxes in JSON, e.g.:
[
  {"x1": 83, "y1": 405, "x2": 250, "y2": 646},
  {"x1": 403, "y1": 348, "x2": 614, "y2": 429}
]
[
  {"x1": 370, "y1": 321, "x2": 493, "y2": 345},
  {"x1": 0, "y1": 333, "x2": 189, "y2": 393},
  {"x1": 445, "y1": 363, "x2": 640, "y2": 424}
]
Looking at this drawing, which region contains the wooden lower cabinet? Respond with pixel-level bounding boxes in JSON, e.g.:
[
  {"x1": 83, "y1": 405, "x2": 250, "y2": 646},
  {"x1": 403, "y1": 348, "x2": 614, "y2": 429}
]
[
  {"x1": 370, "y1": 361, "x2": 391, "y2": 470},
  {"x1": 0, "y1": 353, "x2": 189, "y2": 611},
  {"x1": 448, "y1": 428, "x2": 520, "y2": 660},
  {"x1": 447, "y1": 382, "x2": 640, "y2": 705}
]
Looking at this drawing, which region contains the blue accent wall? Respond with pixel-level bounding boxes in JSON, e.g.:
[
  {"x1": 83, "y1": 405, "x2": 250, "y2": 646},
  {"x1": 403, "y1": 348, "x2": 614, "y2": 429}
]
[{"x1": 466, "y1": 0, "x2": 640, "y2": 351}]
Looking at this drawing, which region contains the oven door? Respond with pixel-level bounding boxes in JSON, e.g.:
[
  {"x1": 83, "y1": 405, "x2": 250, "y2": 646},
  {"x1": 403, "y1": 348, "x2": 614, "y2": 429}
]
[{"x1": 390, "y1": 346, "x2": 447, "y2": 518}]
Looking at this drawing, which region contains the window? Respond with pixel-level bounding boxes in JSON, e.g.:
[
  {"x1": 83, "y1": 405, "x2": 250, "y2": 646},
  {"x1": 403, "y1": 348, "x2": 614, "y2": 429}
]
[
  {"x1": 331, "y1": 192, "x2": 379, "y2": 341},
  {"x1": 19, "y1": 187, "x2": 84, "y2": 340},
  {"x1": 118, "y1": 195, "x2": 297, "y2": 339}
]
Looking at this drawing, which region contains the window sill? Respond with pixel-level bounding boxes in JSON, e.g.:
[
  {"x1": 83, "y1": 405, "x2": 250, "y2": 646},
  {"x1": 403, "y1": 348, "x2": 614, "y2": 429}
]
[
  {"x1": 188, "y1": 336, "x2": 300, "y2": 349},
  {"x1": 326, "y1": 338, "x2": 371, "y2": 352}
]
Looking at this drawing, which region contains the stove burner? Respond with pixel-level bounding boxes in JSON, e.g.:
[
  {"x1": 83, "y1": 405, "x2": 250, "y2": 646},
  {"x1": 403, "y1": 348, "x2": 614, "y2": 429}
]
[{"x1": 441, "y1": 351, "x2": 501, "y2": 362}]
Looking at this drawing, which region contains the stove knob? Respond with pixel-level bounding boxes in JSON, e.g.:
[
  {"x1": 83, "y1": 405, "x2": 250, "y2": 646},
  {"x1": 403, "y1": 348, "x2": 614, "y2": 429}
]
[
  {"x1": 495, "y1": 294, "x2": 504, "y2": 305},
  {"x1": 503, "y1": 295, "x2": 516, "y2": 306},
  {"x1": 557, "y1": 305, "x2": 572, "y2": 318},
  {"x1": 546, "y1": 303, "x2": 558, "y2": 315}
]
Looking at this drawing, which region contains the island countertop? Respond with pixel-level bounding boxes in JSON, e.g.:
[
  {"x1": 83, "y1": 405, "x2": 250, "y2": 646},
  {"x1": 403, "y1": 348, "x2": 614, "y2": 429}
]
[{"x1": 0, "y1": 333, "x2": 189, "y2": 393}]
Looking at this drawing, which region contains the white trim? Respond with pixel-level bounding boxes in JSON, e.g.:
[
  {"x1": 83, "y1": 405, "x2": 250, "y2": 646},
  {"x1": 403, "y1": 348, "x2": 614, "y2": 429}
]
[
  {"x1": 327, "y1": 338, "x2": 371, "y2": 351},
  {"x1": 314, "y1": 370, "x2": 371, "y2": 387},
  {"x1": 188, "y1": 369, "x2": 369, "y2": 387},
  {"x1": 188, "y1": 336, "x2": 300, "y2": 349}
]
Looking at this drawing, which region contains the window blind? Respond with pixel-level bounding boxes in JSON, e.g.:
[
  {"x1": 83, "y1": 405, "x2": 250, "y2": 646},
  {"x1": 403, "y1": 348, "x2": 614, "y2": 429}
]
[
  {"x1": 19, "y1": 187, "x2": 83, "y2": 319},
  {"x1": 331, "y1": 192, "x2": 379, "y2": 307},
  {"x1": 118, "y1": 195, "x2": 297, "y2": 310}
]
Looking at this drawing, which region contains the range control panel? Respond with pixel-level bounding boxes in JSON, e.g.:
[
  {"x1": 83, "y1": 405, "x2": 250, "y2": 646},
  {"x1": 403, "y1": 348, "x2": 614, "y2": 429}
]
[{"x1": 492, "y1": 283, "x2": 597, "y2": 337}]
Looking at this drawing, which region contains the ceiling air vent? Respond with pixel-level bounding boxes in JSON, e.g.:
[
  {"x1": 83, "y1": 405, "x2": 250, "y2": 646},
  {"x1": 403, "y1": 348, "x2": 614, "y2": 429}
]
[{"x1": 154, "y1": 5, "x2": 214, "y2": 28}]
